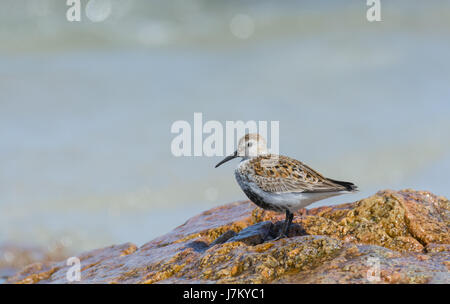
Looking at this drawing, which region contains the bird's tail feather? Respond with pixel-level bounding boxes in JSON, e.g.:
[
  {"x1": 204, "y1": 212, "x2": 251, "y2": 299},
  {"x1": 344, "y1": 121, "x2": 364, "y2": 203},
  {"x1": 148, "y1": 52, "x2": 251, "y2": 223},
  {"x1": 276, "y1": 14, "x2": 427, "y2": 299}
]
[{"x1": 327, "y1": 178, "x2": 358, "y2": 192}]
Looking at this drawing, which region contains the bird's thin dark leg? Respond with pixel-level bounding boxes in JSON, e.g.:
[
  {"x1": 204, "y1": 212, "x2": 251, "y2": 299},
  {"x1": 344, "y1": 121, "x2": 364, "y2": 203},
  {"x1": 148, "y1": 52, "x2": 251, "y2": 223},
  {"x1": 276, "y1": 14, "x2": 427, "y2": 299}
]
[
  {"x1": 274, "y1": 210, "x2": 293, "y2": 240},
  {"x1": 282, "y1": 210, "x2": 294, "y2": 236}
]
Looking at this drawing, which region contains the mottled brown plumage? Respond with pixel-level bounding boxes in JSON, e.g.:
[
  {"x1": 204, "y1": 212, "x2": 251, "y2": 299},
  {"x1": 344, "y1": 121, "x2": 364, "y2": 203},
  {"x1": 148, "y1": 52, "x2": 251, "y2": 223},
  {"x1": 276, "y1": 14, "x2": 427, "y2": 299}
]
[{"x1": 238, "y1": 154, "x2": 352, "y2": 193}]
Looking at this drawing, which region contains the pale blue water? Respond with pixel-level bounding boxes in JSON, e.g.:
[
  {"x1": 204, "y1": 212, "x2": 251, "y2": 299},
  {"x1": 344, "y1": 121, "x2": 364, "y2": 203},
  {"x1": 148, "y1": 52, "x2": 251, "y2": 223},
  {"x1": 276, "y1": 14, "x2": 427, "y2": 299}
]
[{"x1": 0, "y1": 0, "x2": 449, "y2": 254}]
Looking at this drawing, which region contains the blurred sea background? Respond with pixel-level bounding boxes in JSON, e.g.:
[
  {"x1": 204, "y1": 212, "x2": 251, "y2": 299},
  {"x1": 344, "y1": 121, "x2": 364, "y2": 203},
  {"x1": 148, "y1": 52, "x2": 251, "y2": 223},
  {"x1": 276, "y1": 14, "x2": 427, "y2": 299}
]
[{"x1": 1, "y1": 0, "x2": 449, "y2": 254}]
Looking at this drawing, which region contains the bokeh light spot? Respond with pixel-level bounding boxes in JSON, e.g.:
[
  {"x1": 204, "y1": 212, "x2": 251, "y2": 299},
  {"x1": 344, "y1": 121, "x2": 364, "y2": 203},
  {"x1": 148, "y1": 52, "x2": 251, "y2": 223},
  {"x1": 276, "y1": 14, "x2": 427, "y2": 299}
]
[{"x1": 86, "y1": 0, "x2": 112, "y2": 23}]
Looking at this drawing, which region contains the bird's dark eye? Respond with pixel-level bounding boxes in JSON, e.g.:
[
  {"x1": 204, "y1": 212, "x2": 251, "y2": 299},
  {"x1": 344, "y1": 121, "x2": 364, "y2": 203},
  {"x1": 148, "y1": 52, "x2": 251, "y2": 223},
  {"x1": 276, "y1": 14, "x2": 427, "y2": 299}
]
[{"x1": 247, "y1": 142, "x2": 252, "y2": 147}]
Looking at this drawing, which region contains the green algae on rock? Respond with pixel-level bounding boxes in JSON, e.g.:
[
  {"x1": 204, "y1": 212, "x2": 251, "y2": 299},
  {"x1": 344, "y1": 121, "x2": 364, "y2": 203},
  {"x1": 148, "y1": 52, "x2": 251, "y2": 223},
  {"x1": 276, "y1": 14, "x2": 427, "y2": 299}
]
[{"x1": 6, "y1": 189, "x2": 450, "y2": 284}]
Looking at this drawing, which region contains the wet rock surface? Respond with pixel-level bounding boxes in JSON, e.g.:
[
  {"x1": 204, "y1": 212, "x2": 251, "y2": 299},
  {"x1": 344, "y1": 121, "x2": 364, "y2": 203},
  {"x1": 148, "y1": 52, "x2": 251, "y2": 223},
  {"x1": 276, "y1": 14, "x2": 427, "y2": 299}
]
[
  {"x1": 226, "y1": 221, "x2": 274, "y2": 245},
  {"x1": 6, "y1": 189, "x2": 450, "y2": 284}
]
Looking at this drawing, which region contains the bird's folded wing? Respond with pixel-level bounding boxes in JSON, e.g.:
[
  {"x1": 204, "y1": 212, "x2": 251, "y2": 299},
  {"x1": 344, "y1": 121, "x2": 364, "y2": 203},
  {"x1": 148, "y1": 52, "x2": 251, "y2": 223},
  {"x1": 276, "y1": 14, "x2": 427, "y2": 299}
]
[{"x1": 247, "y1": 155, "x2": 348, "y2": 193}]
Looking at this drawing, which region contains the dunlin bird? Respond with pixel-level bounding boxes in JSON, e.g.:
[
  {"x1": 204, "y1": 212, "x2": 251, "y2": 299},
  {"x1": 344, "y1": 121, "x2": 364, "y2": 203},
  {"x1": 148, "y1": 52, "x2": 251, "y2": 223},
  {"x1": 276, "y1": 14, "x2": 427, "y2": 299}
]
[{"x1": 215, "y1": 133, "x2": 357, "y2": 239}]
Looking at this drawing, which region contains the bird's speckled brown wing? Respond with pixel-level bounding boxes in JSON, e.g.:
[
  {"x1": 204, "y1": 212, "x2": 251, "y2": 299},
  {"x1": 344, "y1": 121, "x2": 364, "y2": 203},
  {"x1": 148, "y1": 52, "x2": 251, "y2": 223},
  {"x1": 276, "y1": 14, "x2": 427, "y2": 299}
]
[{"x1": 239, "y1": 154, "x2": 353, "y2": 193}]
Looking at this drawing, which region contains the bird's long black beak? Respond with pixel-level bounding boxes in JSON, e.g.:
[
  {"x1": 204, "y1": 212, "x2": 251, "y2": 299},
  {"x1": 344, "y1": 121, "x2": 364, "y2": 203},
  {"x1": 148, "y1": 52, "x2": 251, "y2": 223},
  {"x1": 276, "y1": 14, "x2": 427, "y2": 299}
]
[{"x1": 215, "y1": 151, "x2": 238, "y2": 168}]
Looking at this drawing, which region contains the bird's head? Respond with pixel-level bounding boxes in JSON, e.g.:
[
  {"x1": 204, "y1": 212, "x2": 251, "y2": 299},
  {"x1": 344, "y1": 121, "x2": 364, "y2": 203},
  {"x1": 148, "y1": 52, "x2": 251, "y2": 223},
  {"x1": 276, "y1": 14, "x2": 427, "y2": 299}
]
[{"x1": 215, "y1": 133, "x2": 268, "y2": 168}]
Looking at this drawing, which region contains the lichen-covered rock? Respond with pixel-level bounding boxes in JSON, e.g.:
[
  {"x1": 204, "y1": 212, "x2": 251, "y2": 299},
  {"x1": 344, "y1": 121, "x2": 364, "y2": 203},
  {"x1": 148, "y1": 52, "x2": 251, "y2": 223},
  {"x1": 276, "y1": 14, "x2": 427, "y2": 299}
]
[{"x1": 6, "y1": 190, "x2": 450, "y2": 284}]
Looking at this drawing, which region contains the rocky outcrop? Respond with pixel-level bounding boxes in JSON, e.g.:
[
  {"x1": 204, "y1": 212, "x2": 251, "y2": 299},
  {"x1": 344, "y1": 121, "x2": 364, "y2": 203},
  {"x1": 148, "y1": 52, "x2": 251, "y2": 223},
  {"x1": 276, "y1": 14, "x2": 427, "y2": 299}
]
[{"x1": 7, "y1": 189, "x2": 450, "y2": 284}]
